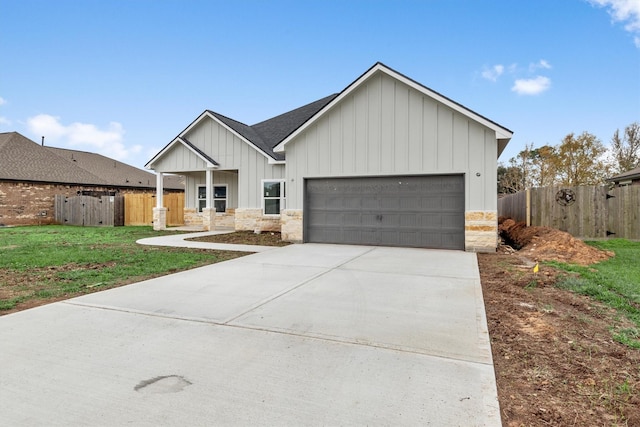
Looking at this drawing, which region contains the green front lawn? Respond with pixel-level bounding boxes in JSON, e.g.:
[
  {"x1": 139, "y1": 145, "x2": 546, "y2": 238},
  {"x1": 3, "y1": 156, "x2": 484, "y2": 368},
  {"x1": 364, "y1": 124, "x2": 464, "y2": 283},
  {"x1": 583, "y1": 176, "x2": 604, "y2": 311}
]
[
  {"x1": 552, "y1": 239, "x2": 640, "y2": 348},
  {"x1": 0, "y1": 225, "x2": 246, "y2": 312}
]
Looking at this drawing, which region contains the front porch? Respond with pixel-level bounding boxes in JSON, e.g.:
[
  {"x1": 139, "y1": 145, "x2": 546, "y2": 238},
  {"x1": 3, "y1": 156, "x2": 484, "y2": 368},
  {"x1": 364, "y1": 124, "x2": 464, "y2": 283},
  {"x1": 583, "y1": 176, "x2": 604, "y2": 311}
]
[{"x1": 153, "y1": 169, "x2": 239, "y2": 232}]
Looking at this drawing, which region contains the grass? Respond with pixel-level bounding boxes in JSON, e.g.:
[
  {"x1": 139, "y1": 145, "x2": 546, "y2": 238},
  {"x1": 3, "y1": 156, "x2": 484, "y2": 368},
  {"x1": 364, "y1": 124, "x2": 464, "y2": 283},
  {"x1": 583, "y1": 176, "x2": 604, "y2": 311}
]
[
  {"x1": 0, "y1": 225, "x2": 246, "y2": 312},
  {"x1": 551, "y1": 239, "x2": 640, "y2": 348}
]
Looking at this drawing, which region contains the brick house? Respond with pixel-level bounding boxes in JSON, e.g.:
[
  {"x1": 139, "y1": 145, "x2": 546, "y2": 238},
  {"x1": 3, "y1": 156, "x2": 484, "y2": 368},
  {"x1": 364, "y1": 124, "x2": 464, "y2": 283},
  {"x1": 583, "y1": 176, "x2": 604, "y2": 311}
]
[{"x1": 0, "y1": 132, "x2": 183, "y2": 226}]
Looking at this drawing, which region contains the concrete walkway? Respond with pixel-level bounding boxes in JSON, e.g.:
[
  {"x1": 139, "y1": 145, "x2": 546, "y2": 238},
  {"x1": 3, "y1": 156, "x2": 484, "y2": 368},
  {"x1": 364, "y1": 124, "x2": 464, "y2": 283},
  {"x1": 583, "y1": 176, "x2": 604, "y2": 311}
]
[
  {"x1": 0, "y1": 243, "x2": 500, "y2": 426},
  {"x1": 137, "y1": 229, "x2": 277, "y2": 252}
]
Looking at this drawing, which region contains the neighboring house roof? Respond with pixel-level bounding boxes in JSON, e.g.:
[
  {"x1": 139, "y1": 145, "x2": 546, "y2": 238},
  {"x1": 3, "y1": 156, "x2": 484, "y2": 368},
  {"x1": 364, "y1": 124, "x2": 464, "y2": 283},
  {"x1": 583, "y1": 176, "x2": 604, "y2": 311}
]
[
  {"x1": 0, "y1": 131, "x2": 183, "y2": 189},
  {"x1": 607, "y1": 166, "x2": 640, "y2": 183},
  {"x1": 274, "y1": 62, "x2": 513, "y2": 156}
]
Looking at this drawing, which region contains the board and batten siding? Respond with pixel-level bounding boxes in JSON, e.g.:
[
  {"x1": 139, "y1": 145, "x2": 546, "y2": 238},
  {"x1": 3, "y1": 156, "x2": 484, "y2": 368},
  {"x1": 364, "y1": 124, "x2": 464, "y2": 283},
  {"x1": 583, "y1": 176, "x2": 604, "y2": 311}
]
[
  {"x1": 184, "y1": 170, "x2": 239, "y2": 210},
  {"x1": 284, "y1": 72, "x2": 498, "y2": 211},
  {"x1": 153, "y1": 117, "x2": 284, "y2": 209}
]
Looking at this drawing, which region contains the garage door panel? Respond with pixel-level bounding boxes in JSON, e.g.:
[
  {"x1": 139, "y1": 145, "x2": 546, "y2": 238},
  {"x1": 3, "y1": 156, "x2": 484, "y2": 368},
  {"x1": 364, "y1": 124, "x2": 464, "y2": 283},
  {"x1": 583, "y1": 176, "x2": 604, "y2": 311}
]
[{"x1": 305, "y1": 175, "x2": 464, "y2": 250}]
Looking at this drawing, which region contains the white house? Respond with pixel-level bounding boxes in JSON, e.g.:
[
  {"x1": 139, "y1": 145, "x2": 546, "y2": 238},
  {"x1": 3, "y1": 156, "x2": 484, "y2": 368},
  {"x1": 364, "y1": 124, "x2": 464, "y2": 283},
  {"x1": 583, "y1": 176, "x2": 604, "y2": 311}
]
[{"x1": 146, "y1": 62, "x2": 512, "y2": 252}]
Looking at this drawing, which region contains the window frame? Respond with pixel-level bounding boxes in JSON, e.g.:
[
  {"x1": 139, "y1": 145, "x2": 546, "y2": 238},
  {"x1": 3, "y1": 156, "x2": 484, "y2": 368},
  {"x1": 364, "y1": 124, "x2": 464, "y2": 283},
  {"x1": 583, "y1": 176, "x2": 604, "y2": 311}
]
[
  {"x1": 197, "y1": 184, "x2": 228, "y2": 213},
  {"x1": 261, "y1": 179, "x2": 286, "y2": 216},
  {"x1": 197, "y1": 184, "x2": 207, "y2": 213},
  {"x1": 213, "y1": 184, "x2": 227, "y2": 213}
]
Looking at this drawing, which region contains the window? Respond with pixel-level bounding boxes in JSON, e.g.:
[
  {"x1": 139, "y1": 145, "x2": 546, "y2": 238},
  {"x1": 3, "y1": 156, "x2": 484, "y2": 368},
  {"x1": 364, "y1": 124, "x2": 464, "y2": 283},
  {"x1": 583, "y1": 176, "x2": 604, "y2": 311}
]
[
  {"x1": 197, "y1": 185, "x2": 206, "y2": 212},
  {"x1": 197, "y1": 185, "x2": 228, "y2": 213},
  {"x1": 262, "y1": 180, "x2": 285, "y2": 215},
  {"x1": 213, "y1": 185, "x2": 227, "y2": 213}
]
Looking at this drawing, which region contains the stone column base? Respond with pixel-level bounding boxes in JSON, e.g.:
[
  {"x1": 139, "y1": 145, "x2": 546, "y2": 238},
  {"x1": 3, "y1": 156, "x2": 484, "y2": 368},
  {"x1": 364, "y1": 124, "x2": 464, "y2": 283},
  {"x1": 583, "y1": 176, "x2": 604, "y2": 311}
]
[
  {"x1": 281, "y1": 209, "x2": 303, "y2": 242},
  {"x1": 153, "y1": 207, "x2": 167, "y2": 231},
  {"x1": 465, "y1": 210, "x2": 498, "y2": 252},
  {"x1": 202, "y1": 208, "x2": 216, "y2": 231}
]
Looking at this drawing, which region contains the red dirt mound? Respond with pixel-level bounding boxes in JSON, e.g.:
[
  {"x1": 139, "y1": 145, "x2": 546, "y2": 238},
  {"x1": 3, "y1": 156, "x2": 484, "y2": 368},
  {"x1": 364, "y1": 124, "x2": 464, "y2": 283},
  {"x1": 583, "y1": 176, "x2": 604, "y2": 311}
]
[{"x1": 498, "y1": 218, "x2": 614, "y2": 265}]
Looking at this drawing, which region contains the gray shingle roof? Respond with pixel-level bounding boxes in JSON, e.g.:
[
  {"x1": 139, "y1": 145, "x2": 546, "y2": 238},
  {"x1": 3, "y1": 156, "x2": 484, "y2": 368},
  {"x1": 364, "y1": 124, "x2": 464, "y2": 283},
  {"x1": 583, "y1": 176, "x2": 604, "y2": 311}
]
[
  {"x1": 0, "y1": 132, "x2": 183, "y2": 189},
  {"x1": 179, "y1": 137, "x2": 219, "y2": 166},
  {"x1": 206, "y1": 94, "x2": 338, "y2": 161},
  {"x1": 608, "y1": 166, "x2": 640, "y2": 182},
  {"x1": 252, "y1": 94, "x2": 339, "y2": 158}
]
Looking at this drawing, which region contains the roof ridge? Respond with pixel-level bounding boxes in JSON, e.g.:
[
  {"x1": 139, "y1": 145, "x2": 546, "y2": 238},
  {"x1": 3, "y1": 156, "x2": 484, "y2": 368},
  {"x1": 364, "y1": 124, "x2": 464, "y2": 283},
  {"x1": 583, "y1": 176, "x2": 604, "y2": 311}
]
[
  {"x1": 207, "y1": 110, "x2": 251, "y2": 127},
  {"x1": 251, "y1": 94, "x2": 339, "y2": 128}
]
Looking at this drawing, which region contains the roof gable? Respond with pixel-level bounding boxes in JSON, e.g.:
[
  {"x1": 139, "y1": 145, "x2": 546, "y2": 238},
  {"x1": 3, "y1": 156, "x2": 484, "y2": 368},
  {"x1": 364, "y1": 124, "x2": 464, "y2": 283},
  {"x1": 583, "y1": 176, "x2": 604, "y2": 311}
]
[
  {"x1": 147, "y1": 95, "x2": 338, "y2": 167},
  {"x1": 146, "y1": 136, "x2": 219, "y2": 170},
  {"x1": 274, "y1": 62, "x2": 513, "y2": 154}
]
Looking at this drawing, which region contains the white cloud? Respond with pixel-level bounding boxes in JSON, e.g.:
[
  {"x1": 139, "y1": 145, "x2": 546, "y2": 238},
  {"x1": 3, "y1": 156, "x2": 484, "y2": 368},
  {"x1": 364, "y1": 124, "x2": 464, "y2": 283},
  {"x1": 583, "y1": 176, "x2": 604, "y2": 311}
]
[
  {"x1": 511, "y1": 76, "x2": 551, "y2": 95},
  {"x1": 529, "y1": 59, "x2": 552, "y2": 71},
  {"x1": 589, "y1": 0, "x2": 640, "y2": 46},
  {"x1": 0, "y1": 97, "x2": 6, "y2": 106},
  {"x1": 0, "y1": 116, "x2": 10, "y2": 126},
  {"x1": 481, "y1": 64, "x2": 505, "y2": 82},
  {"x1": 26, "y1": 114, "x2": 141, "y2": 161}
]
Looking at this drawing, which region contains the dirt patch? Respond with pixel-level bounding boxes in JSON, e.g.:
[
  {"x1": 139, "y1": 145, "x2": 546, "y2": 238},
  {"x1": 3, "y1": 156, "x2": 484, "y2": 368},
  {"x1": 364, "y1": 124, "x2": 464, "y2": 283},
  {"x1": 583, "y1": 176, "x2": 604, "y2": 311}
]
[
  {"x1": 187, "y1": 231, "x2": 291, "y2": 247},
  {"x1": 481, "y1": 218, "x2": 639, "y2": 425},
  {"x1": 480, "y1": 252, "x2": 640, "y2": 426},
  {"x1": 498, "y1": 217, "x2": 614, "y2": 265}
]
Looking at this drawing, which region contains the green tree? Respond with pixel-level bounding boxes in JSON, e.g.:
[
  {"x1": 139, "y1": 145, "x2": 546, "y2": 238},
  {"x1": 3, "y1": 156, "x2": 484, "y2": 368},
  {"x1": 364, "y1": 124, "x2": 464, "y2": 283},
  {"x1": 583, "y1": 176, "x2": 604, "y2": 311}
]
[
  {"x1": 610, "y1": 122, "x2": 640, "y2": 173},
  {"x1": 529, "y1": 145, "x2": 557, "y2": 187},
  {"x1": 555, "y1": 132, "x2": 610, "y2": 185},
  {"x1": 497, "y1": 163, "x2": 524, "y2": 194}
]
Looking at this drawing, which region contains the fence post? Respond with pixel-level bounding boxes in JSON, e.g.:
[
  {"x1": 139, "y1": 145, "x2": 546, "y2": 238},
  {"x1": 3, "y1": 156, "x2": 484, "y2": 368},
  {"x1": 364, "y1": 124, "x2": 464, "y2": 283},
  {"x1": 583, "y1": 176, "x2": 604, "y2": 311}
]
[{"x1": 526, "y1": 189, "x2": 531, "y2": 227}]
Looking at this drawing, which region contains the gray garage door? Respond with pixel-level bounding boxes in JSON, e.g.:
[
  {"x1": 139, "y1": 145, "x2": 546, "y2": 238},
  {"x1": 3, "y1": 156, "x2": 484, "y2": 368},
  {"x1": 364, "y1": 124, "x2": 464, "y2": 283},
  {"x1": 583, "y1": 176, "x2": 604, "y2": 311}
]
[{"x1": 304, "y1": 175, "x2": 465, "y2": 250}]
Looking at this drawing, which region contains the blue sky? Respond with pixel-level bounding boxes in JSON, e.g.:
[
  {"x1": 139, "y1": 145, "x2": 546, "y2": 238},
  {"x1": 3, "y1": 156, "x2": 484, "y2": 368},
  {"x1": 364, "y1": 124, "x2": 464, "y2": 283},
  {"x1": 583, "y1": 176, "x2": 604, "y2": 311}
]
[{"x1": 1, "y1": 0, "x2": 639, "y2": 169}]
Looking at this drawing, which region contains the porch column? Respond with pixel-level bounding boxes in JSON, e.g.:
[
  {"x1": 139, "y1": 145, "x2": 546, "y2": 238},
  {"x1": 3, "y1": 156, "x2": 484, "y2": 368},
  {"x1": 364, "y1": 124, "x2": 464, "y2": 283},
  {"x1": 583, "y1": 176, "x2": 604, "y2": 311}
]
[
  {"x1": 205, "y1": 168, "x2": 213, "y2": 209},
  {"x1": 153, "y1": 172, "x2": 167, "y2": 230},
  {"x1": 202, "y1": 168, "x2": 216, "y2": 231},
  {"x1": 156, "y1": 172, "x2": 164, "y2": 208}
]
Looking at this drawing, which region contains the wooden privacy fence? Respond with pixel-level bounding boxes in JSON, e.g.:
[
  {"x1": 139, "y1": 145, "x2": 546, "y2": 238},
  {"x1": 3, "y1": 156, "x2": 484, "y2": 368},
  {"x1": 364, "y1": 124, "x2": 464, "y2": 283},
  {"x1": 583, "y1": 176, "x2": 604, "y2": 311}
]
[
  {"x1": 55, "y1": 195, "x2": 124, "y2": 226},
  {"x1": 498, "y1": 185, "x2": 640, "y2": 240},
  {"x1": 124, "y1": 193, "x2": 184, "y2": 226}
]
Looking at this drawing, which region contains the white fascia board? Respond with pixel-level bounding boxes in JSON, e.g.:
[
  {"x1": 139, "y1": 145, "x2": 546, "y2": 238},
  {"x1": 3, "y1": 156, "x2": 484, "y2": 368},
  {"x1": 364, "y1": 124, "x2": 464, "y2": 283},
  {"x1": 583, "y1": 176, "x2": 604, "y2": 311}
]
[
  {"x1": 146, "y1": 137, "x2": 218, "y2": 170},
  {"x1": 268, "y1": 158, "x2": 286, "y2": 165},
  {"x1": 186, "y1": 111, "x2": 277, "y2": 163},
  {"x1": 145, "y1": 138, "x2": 182, "y2": 169},
  {"x1": 274, "y1": 63, "x2": 513, "y2": 153}
]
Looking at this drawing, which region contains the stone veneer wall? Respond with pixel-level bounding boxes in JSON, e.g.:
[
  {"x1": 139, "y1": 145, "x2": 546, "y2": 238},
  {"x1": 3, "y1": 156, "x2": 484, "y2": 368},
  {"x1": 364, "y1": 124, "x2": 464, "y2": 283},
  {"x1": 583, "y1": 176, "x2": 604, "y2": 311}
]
[
  {"x1": 281, "y1": 209, "x2": 303, "y2": 242},
  {"x1": 235, "y1": 208, "x2": 281, "y2": 233},
  {"x1": 216, "y1": 209, "x2": 235, "y2": 229},
  {"x1": 184, "y1": 208, "x2": 236, "y2": 230},
  {"x1": 464, "y1": 210, "x2": 498, "y2": 252},
  {"x1": 183, "y1": 208, "x2": 203, "y2": 227}
]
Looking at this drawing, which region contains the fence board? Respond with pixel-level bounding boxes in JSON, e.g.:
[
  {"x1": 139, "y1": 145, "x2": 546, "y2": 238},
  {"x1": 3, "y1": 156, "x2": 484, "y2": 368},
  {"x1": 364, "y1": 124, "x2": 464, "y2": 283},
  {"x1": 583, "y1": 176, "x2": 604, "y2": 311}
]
[
  {"x1": 165, "y1": 193, "x2": 184, "y2": 226},
  {"x1": 499, "y1": 185, "x2": 640, "y2": 240},
  {"x1": 124, "y1": 193, "x2": 184, "y2": 226},
  {"x1": 54, "y1": 195, "x2": 117, "y2": 226},
  {"x1": 497, "y1": 191, "x2": 527, "y2": 223}
]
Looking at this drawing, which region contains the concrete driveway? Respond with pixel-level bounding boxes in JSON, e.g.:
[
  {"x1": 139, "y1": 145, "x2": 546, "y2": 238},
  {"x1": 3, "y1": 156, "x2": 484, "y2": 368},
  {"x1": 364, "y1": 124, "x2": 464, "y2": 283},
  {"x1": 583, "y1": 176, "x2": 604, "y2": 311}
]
[{"x1": 0, "y1": 244, "x2": 500, "y2": 426}]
